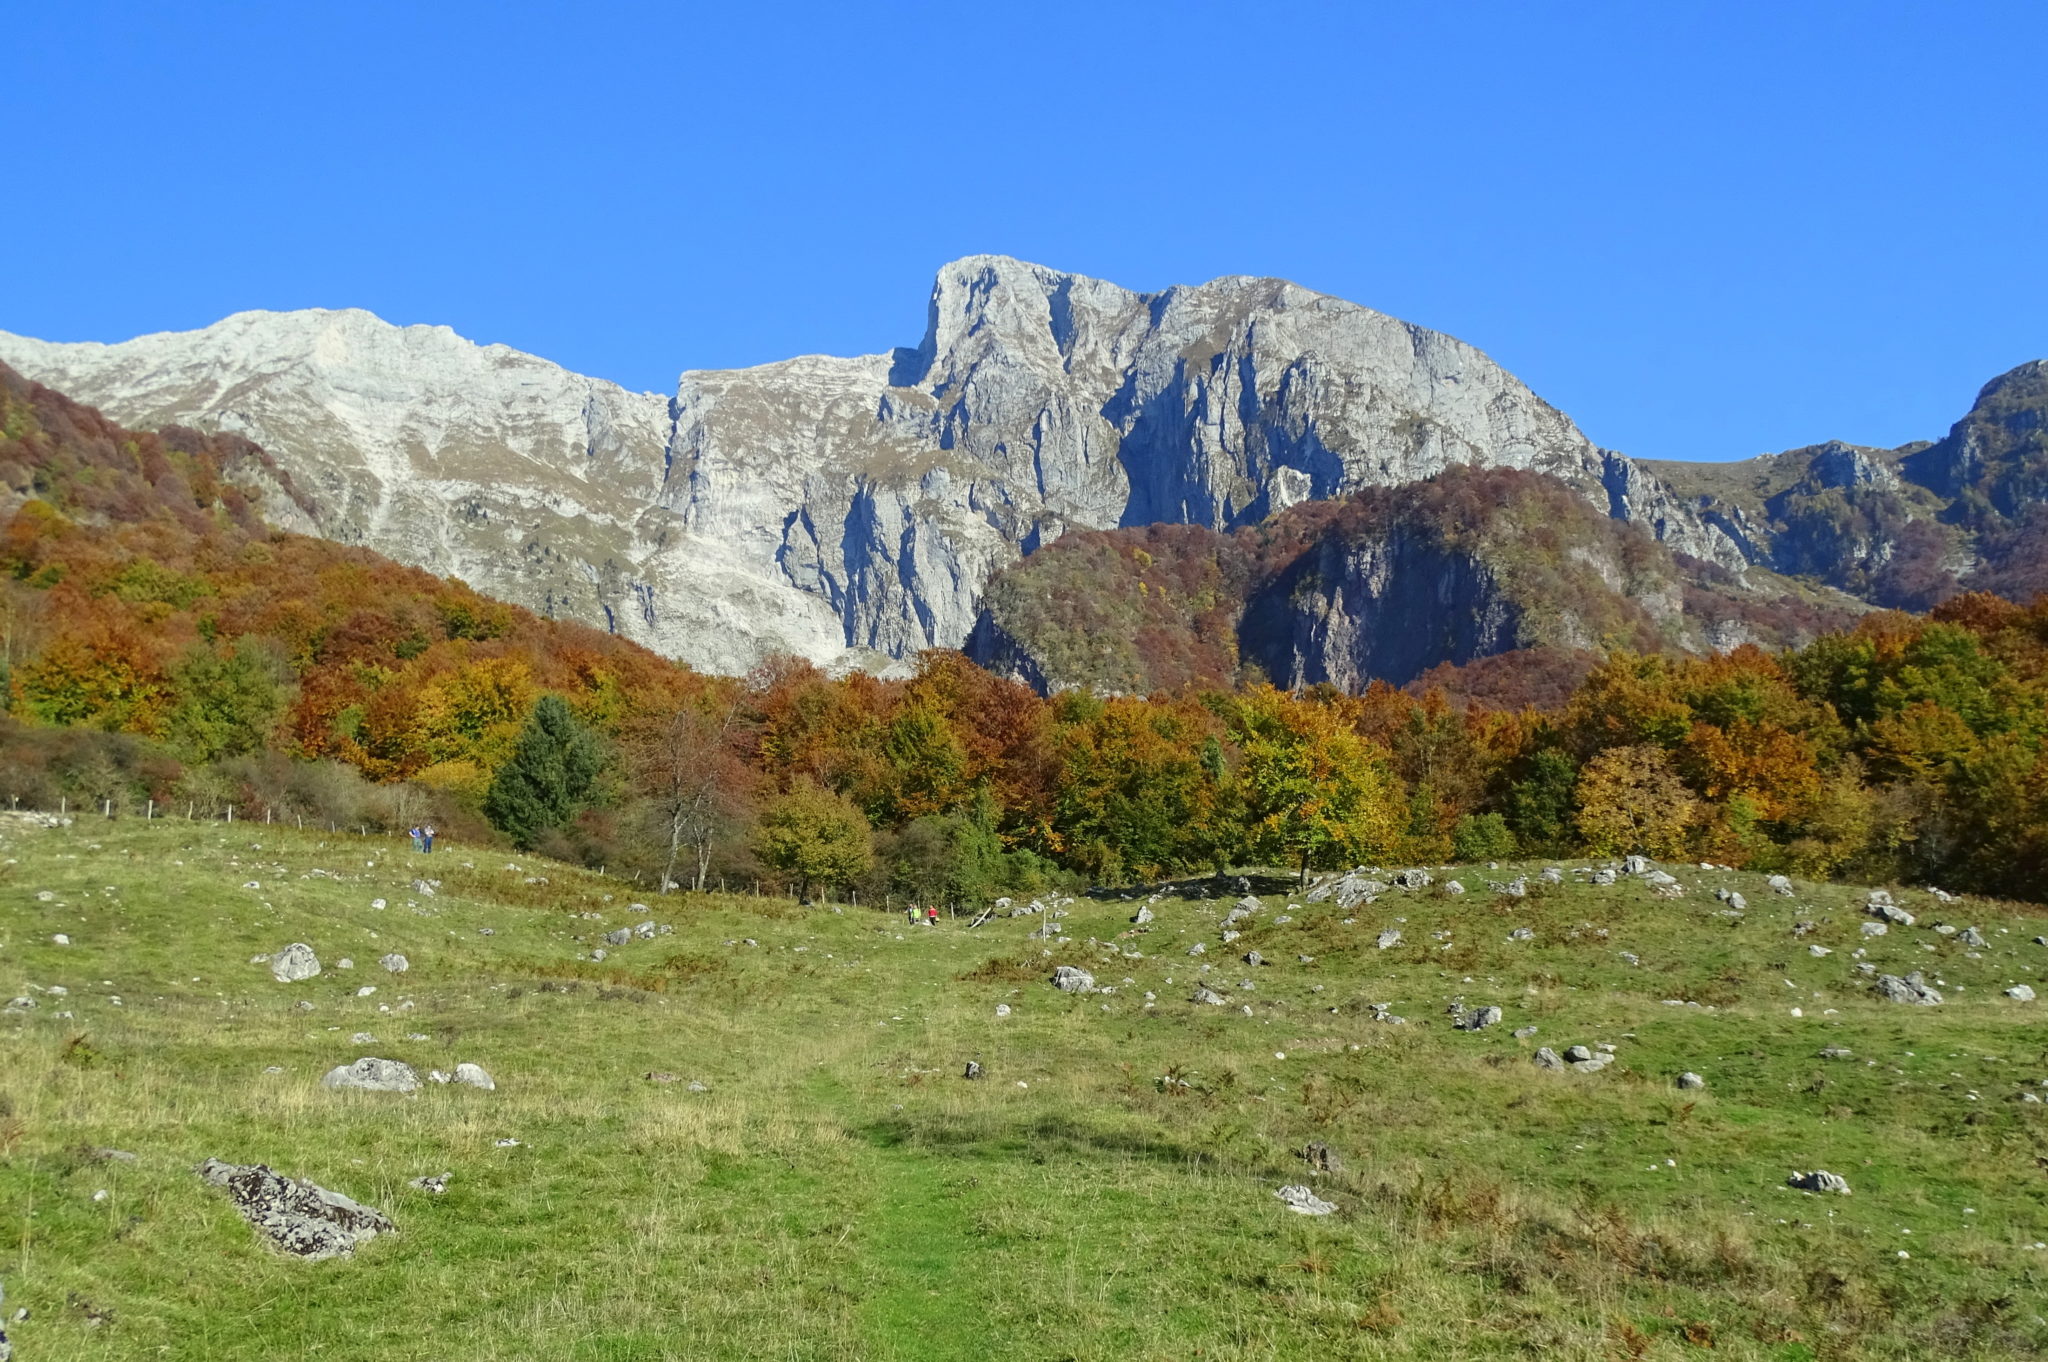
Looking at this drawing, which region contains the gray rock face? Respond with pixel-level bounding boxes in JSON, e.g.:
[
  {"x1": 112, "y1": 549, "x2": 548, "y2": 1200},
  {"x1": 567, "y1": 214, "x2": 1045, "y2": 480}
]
[
  {"x1": 1787, "y1": 1170, "x2": 1851, "y2": 1195},
  {"x1": 453, "y1": 1062, "x2": 495, "y2": 1091},
  {"x1": 1191, "y1": 985, "x2": 1229, "y2": 1005},
  {"x1": 0, "y1": 256, "x2": 1741, "y2": 676},
  {"x1": 378, "y1": 953, "x2": 409, "y2": 974},
  {"x1": 2007, "y1": 985, "x2": 2037, "y2": 1002},
  {"x1": 1677, "y1": 1072, "x2": 1707, "y2": 1090},
  {"x1": 1532, "y1": 1047, "x2": 1565, "y2": 1070},
  {"x1": 270, "y1": 942, "x2": 320, "y2": 983},
  {"x1": 197, "y1": 1158, "x2": 395, "y2": 1259},
  {"x1": 603, "y1": 928, "x2": 632, "y2": 947},
  {"x1": 320, "y1": 1057, "x2": 421, "y2": 1093}
]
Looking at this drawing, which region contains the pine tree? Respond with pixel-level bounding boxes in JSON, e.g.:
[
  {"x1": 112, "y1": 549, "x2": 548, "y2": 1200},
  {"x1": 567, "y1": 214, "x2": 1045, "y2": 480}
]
[{"x1": 483, "y1": 694, "x2": 603, "y2": 849}]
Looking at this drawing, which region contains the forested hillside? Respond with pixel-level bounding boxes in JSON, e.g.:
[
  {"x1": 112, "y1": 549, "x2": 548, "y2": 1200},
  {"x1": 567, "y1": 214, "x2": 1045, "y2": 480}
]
[{"x1": 10, "y1": 363, "x2": 2048, "y2": 902}]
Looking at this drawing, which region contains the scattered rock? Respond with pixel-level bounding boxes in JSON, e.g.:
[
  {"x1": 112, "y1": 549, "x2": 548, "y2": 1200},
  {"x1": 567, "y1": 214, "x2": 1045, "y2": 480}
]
[
  {"x1": 1513, "y1": 1025, "x2": 1538, "y2": 1039},
  {"x1": 453, "y1": 1063, "x2": 495, "y2": 1091},
  {"x1": 1590, "y1": 868, "x2": 1617, "y2": 886},
  {"x1": 1243, "y1": 951, "x2": 1265, "y2": 966},
  {"x1": 1131, "y1": 906, "x2": 1154, "y2": 925},
  {"x1": 686, "y1": 1081, "x2": 708, "y2": 1093},
  {"x1": 1274, "y1": 1184, "x2": 1336, "y2": 1216},
  {"x1": 1873, "y1": 972, "x2": 1943, "y2": 1005},
  {"x1": 1865, "y1": 896, "x2": 1914, "y2": 927},
  {"x1": 1191, "y1": 986, "x2": 1229, "y2": 1006},
  {"x1": 994, "y1": 1004, "x2": 1011, "y2": 1018},
  {"x1": 1677, "y1": 1072, "x2": 1706, "y2": 1090},
  {"x1": 1393, "y1": 869, "x2": 1433, "y2": 890},
  {"x1": 1959, "y1": 926, "x2": 1987, "y2": 949},
  {"x1": 1875, "y1": 970, "x2": 1933, "y2": 1003},
  {"x1": 1540, "y1": 867, "x2": 1563, "y2": 884},
  {"x1": 1453, "y1": 1004, "x2": 1503, "y2": 1031},
  {"x1": 1443, "y1": 880, "x2": 1466, "y2": 896},
  {"x1": 1861, "y1": 922, "x2": 1888, "y2": 937},
  {"x1": 350, "y1": 1031, "x2": 375, "y2": 1044},
  {"x1": 320, "y1": 1057, "x2": 420, "y2": 1093},
  {"x1": 1818, "y1": 1046, "x2": 1854, "y2": 1060},
  {"x1": 379, "y1": 953, "x2": 409, "y2": 974},
  {"x1": 1376, "y1": 930, "x2": 1401, "y2": 950},
  {"x1": 1367, "y1": 1003, "x2": 1406, "y2": 1024},
  {"x1": 270, "y1": 943, "x2": 320, "y2": 983},
  {"x1": 2007, "y1": 985, "x2": 2037, "y2": 1002},
  {"x1": 1564, "y1": 1045, "x2": 1594, "y2": 1063},
  {"x1": 645, "y1": 1071, "x2": 680, "y2": 1083},
  {"x1": 196, "y1": 1158, "x2": 394, "y2": 1259},
  {"x1": 1186, "y1": 942, "x2": 1206, "y2": 957},
  {"x1": 603, "y1": 928, "x2": 631, "y2": 947},
  {"x1": 1787, "y1": 1170, "x2": 1851, "y2": 1195},
  {"x1": 1051, "y1": 966, "x2": 1095, "y2": 994},
  {"x1": 1298, "y1": 1140, "x2": 1341, "y2": 1173},
  {"x1": 407, "y1": 1173, "x2": 450, "y2": 1195},
  {"x1": 962, "y1": 1060, "x2": 983, "y2": 1080},
  {"x1": 1809, "y1": 945, "x2": 1833, "y2": 956},
  {"x1": 1508, "y1": 926, "x2": 1534, "y2": 941},
  {"x1": 1768, "y1": 874, "x2": 1795, "y2": 896},
  {"x1": 1532, "y1": 1047, "x2": 1565, "y2": 1070}
]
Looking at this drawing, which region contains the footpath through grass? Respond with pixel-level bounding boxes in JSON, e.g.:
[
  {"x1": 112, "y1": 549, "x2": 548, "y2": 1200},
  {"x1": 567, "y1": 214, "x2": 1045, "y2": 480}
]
[{"x1": 2, "y1": 815, "x2": 2047, "y2": 1359}]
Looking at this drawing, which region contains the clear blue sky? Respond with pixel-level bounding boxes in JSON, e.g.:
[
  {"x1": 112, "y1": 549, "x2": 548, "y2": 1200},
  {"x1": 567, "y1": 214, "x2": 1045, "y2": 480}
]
[{"x1": 7, "y1": 1, "x2": 2044, "y2": 462}]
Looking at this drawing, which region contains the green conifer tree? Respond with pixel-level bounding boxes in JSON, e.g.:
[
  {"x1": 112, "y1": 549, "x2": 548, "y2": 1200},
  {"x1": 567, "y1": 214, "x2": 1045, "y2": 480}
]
[{"x1": 482, "y1": 694, "x2": 603, "y2": 848}]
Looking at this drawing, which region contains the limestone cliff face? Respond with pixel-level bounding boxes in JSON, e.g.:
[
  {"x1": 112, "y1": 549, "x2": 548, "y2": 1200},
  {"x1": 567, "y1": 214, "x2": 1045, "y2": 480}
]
[{"x1": 0, "y1": 256, "x2": 1745, "y2": 674}]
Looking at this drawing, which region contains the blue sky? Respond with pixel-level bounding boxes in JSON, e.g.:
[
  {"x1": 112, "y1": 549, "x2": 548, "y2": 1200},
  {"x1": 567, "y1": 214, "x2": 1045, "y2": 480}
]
[{"x1": 7, "y1": 1, "x2": 2044, "y2": 462}]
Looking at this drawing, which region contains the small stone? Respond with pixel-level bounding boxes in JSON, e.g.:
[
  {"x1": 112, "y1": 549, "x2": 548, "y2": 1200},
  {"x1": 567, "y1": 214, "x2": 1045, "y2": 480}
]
[
  {"x1": 379, "y1": 953, "x2": 409, "y2": 973},
  {"x1": 407, "y1": 1173, "x2": 450, "y2": 1195},
  {"x1": 355, "y1": 986, "x2": 376, "y2": 998},
  {"x1": 1861, "y1": 922, "x2": 1888, "y2": 937},
  {"x1": 1455, "y1": 1005, "x2": 1503, "y2": 1031},
  {"x1": 1677, "y1": 1072, "x2": 1706, "y2": 1090},
  {"x1": 1444, "y1": 880, "x2": 1466, "y2": 896},
  {"x1": 1767, "y1": 874, "x2": 1794, "y2": 896},
  {"x1": 604, "y1": 928, "x2": 631, "y2": 946},
  {"x1": 1787, "y1": 1170, "x2": 1850, "y2": 1195},
  {"x1": 1532, "y1": 1047, "x2": 1565, "y2": 1070},
  {"x1": 350, "y1": 1031, "x2": 376, "y2": 1044},
  {"x1": 1513, "y1": 1025, "x2": 1538, "y2": 1039},
  {"x1": 1809, "y1": 944, "x2": 1832, "y2": 956},
  {"x1": 1508, "y1": 926, "x2": 1534, "y2": 942},
  {"x1": 994, "y1": 1003, "x2": 1011, "y2": 1018},
  {"x1": 1131, "y1": 906, "x2": 1154, "y2": 925},
  {"x1": 1243, "y1": 951, "x2": 1265, "y2": 966},
  {"x1": 1959, "y1": 926, "x2": 1987, "y2": 948},
  {"x1": 293, "y1": 1000, "x2": 315, "y2": 1012},
  {"x1": 1186, "y1": 942, "x2": 1206, "y2": 957},
  {"x1": 645, "y1": 1071, "x2": 680, "y2": 1083},
  {"x1": 453, "y1": 1062, "x2": 495, "y2": 1090},
  {"x1": 2007, "y1": 985, "x2": 2037, "y2": 1002},
  {"x1": 1191, "y1": 986, "x2": 1229, "y2": 1006},
  {"x1": 962, "y1": 1060, "x2": 983, "y2": 1080},
  {"x1": 685, "y1": 1081, "x2": 708, "y2": 1093},
  {"x1": 1376, "y1": 930, "x2": 1401, "y2": 950}
]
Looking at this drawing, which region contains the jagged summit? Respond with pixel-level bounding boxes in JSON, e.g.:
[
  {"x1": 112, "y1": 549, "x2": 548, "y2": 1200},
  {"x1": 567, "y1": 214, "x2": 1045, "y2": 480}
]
[{"x1": 0, "y1": 257, "x2": 1755, "y2": 674}]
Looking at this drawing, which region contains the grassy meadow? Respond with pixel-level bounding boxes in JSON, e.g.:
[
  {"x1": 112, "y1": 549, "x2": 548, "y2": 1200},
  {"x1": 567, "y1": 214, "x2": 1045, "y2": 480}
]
[{"x1": 2, "y1": 813, "x2": 2046, "y2": 1359}]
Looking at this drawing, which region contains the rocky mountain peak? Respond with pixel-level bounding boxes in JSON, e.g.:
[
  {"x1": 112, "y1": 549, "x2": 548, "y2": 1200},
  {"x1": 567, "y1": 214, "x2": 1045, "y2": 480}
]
[{"x1": 0, "y1": 256, "x2": 1752, "y2": 675}]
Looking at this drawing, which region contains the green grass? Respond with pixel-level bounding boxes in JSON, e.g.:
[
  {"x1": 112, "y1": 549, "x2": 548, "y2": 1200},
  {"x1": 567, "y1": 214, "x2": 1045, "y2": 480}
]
[{"x1": 3, "y1": 817, "x2": 2048, "y2": 1359}]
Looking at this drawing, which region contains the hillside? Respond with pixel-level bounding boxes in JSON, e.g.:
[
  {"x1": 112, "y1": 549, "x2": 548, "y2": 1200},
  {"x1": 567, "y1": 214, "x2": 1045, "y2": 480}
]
[
  {"x1": 2, "y1": 815, "x2": 2045, "y2": 1359},
  {"x1": 969, "y1": 466, "x2": 1864, "y2": 694},
  {"x1": 1643, "y1": 360, "x2": 2048, "y2": 611}
]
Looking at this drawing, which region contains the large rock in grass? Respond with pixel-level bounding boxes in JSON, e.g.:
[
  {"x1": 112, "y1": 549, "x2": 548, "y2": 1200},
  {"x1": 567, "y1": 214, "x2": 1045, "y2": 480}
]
[
  {"x1": 1051, "y1": 965, "x2": 1095, "y2": 994},
  {"x1": 321, "y1": 1057, "x2": 420, "y2": 1093},
  {"x1": 270, "y1": 943, "x2": 320, "y2": 983},
  {"x1": 197, "y1": 1158, "x2": 395, "y2": 1259},
  {"x1": 1873, "y1": 972, "x2": 1942, "y2": 1005}
]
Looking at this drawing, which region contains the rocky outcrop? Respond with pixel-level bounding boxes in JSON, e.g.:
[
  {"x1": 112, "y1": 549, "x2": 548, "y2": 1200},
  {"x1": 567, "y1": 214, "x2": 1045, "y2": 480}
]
[{"x1": 0, "y1": 256, "x2": 1746, "y2": 674}]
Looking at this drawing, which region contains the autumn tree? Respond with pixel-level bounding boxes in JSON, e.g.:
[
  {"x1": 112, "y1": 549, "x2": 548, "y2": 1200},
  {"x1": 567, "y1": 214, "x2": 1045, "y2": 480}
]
[
  {"x1": 1574, "y1": 744, "x2": 1697, "y2": 858},
  {"x1": 625, "y1": 699, "x2": 755, "y2": 892},
  {"x1": 1229, "y1": 687, "x2": 1404, "y2": 883},
  {"x1": 754, "y1": 778, "x2": 874, "y2": 902}
]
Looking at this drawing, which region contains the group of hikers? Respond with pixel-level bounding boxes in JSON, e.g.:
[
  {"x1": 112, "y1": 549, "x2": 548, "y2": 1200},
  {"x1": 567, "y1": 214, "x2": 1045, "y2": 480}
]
[
  {"x1": 407, "y1": 825, "x2": 438, "y2": 853},
  {"x1": 905, "y1": 903, "x2": 941, "y2": 927}
]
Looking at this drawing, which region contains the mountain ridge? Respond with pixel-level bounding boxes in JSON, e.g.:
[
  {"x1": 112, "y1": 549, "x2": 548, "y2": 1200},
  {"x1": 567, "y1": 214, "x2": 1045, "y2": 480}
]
[{"x1": 2, "y1": 257, "x2": 2042, "y2": 680}]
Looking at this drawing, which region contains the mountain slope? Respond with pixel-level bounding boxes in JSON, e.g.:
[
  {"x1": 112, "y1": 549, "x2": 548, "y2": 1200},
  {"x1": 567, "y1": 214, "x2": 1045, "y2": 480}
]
[
  {"x1": 968, "y1": 465, "x2": 1864, "y2": 694},
  {"x1": 0, "y1": 257, "x2": 1743, "y2": 674}
]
